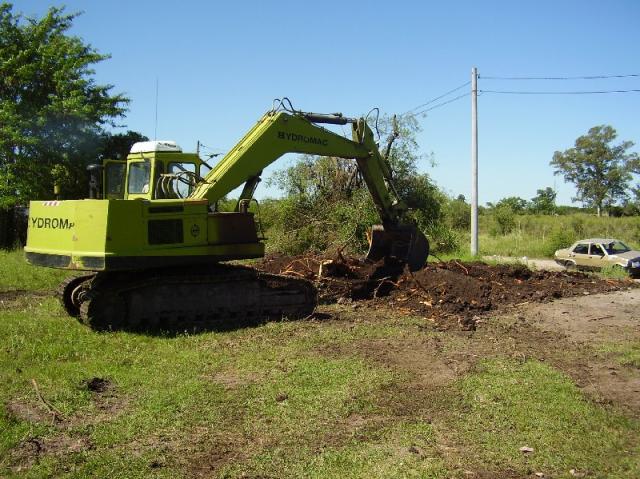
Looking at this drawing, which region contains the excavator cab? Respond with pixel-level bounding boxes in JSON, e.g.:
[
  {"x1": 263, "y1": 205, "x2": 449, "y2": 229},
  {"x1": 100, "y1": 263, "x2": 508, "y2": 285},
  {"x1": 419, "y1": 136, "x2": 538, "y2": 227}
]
[
  {"x1": 87, "y1": 141, "x2": 204, "y2": 201},
  {"x1": 125, "y1": 141, "x2": 204, "y2": 201}
]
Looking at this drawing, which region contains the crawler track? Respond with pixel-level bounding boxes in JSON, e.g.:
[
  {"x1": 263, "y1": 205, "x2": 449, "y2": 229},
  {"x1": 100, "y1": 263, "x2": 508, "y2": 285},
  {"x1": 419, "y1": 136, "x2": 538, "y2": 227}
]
[{"x1": 74, "y1": 264, "x2": 316, "y2": 331}]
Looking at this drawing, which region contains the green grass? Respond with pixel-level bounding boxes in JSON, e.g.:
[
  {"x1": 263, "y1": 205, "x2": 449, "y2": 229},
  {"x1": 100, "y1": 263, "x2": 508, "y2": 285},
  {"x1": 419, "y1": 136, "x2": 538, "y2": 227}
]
[
  {"x1": 2, "y1": 252, "x2": 640, "y2": 477},
  {"x1": 452, "y1": 213, "x2": 640, "y2": 258},
  {"x1": 599, "y1": 264, "x2": 633, "y2": 280},
  {"x1": 0, "y1": 296, "x2": 440, "y2": 478},
  {"x1": 597, "y1": 342, "x2": 640, "y2": 368},
  {"x1": 443, "y1": 359, "x2": 640, "y2": 478},
  {"x1": 0, "y1": 249, "x2": 69, "y2": 292}
]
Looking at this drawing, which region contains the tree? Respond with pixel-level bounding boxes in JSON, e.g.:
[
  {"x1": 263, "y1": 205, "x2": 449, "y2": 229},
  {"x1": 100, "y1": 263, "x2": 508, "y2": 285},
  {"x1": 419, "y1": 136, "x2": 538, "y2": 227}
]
[
  {"x1": 267, "y1": 113, "x2": 453, "y2": 254},
  {"x1": 0, "y1": 4, "x2": 128, "y2": 206},
  {"x1": 530, "y1": 187, "x2": 556, "y2": 215},
  {"x1": 495, "y1": 196, "x2": 528, "y2": 213},
  {"x1": 551, "y1": 125, "x2": 638, "y2": 216},
  {"x1": 444, "y1": 195, "x2": 470, "y2": 230},
  {"x1": 100, "y1": 131, "x2": 148, "y2": 161}
]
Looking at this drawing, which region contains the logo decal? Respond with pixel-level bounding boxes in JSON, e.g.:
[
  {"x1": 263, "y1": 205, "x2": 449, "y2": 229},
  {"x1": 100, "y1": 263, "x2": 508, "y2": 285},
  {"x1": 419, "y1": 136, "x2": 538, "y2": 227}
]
[
  {"x1": 278, "y1": 131, "x2": 328, "y2": 146},
  {"x1": 30, "y1": 217, "x2": 74, "y2": 229}
]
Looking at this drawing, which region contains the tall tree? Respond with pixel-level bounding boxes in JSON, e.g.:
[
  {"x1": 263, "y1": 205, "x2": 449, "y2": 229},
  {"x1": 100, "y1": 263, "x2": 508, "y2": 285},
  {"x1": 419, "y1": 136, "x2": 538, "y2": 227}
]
[
  {"x1": 530, "y1": 187, "x2": 556, "y2": 215},
  {"x1": 0, "y1": 3, "x2": 128, "y2": 206},
  {"x1": 551, "y1": 125, "x2": 637, "y2": 216}
]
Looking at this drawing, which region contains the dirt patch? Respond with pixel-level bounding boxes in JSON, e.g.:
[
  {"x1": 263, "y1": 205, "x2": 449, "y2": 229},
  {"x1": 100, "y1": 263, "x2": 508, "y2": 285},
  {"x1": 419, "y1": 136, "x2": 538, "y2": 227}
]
[
  {"x1": 9, "y1": 435, "x2": 94, "y2": 472},
  {"x1": 525, "y1": 289, "x2": 640, "y2": 344},
  {"x1": 321, "y1": 293, "x2": 640, "y2": 420},
  {"x1": 206, "y1": 370, "x2": 262, "y2": 390},
  {"x1": 257, "y1": 254, "x2": 635, "y2": 329},
  {"x1": 82, "y1": 377, "x2": 112, "y2": 394},
  {"x1": 515, "y1": 289, "x2": 640, "y2": 416},
  {"x1": 0, "y1": 289, "x2": 51, "y2": 308},
  {"x1": 78, "y1": 377, "x2": 128, "y2": 424},
  {"x1": 5, "y1": 399, "x2": 52, "y2": 424}
]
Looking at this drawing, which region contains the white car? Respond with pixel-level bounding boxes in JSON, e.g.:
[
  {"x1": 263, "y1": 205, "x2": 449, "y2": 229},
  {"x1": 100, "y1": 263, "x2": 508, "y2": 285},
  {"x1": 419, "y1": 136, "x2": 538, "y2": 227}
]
[{"x1": 554, "y1": 238, "x2": 640, "y2": 277}]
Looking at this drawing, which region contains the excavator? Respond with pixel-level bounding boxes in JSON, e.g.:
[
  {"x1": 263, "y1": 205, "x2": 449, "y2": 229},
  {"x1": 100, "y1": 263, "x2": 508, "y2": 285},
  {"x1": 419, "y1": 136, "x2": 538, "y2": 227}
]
[{"x1": 24, "y1": 102, "x2": 429, "y2": 330}]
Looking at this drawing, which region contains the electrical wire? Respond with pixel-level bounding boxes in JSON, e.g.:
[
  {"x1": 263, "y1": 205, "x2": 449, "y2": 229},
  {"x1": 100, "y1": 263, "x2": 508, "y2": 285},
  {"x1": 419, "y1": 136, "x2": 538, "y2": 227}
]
[
  {"x1": 480, "y1": 89, "x2": 640, "y2": 95},
  {"x1": 411, "y1": 92, "x2": 471, "y2": 116},
  {"x1": 404, "y1": 81, "x2": 471, "y2": 114},
  {"x1": 480, "y1": 73, "x2": 640, "y2": 80}
]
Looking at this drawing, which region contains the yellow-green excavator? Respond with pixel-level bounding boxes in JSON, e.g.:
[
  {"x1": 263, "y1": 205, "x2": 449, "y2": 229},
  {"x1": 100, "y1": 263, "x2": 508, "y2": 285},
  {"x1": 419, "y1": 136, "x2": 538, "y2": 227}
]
[{"x1": 25, "y1": 102, "x2": 429, "y2": 330}]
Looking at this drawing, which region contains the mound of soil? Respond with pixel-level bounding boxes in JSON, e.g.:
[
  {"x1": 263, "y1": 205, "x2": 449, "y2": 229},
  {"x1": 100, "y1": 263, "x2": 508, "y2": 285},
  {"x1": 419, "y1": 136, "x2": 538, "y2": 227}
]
[{"x1": 256, "y1": 254, "x2": 635, "y2": 328}]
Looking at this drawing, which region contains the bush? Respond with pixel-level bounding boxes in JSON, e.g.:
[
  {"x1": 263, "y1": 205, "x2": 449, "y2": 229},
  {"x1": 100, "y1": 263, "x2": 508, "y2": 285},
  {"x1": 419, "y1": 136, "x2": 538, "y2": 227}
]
[
  {"x1": 570, "y1": 216, "x2": 585, "y2": 237},
  {"x1": 543, "y1": 229, "x2": 576, "y2": 257},
  {"x1": 426, "y1": 222, "x2": 461, "y2": 254},
  {"x1": 600, "y1": 264, "x2": 629, "y2": 280},
  {"x1": 490, "y1": 206, "x2": 516, "y2": 236},
  {"x1": 444, "y1": 198, "x2": 470, "y2": 230}
]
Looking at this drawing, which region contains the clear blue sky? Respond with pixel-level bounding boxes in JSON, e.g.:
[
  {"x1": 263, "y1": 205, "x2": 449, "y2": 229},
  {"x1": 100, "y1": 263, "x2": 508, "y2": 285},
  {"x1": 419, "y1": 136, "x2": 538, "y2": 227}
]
[{"x1": 16, "y1": 0, "x2": 640, "y2": 205}]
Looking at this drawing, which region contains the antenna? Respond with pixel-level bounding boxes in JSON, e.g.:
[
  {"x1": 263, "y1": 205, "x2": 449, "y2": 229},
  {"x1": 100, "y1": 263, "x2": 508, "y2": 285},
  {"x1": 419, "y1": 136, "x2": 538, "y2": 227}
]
[{"x1": 154, "y1": 77, "x2": 159, "y2": 140}]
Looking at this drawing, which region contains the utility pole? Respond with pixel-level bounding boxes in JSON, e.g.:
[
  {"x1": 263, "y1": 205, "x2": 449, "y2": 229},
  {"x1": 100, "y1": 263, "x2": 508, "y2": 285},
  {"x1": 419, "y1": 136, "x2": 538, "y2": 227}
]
[{"x1": 470, "y1": 67, "x2": 479, "y2": 256}]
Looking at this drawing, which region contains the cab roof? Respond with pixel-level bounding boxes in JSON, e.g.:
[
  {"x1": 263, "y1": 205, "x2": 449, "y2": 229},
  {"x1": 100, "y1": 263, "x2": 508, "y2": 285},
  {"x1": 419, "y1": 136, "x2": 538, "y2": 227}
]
[{"x1": 130, "y1": 140, "x2": 182, "y2": 153}]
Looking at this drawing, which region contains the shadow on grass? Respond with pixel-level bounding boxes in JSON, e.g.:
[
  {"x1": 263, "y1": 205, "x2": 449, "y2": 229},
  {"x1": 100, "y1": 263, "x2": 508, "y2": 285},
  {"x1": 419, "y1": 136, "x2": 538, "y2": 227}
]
[{"x1": 81, "y1": 311, "x2": 334, "y2": 337}]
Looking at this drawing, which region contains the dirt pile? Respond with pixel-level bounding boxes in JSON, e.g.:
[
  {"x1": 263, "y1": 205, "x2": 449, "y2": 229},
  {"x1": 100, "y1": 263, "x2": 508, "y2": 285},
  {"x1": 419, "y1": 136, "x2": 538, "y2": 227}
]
[{"x1": 256, "y1": 254, "x2": 635, "y2": 328}]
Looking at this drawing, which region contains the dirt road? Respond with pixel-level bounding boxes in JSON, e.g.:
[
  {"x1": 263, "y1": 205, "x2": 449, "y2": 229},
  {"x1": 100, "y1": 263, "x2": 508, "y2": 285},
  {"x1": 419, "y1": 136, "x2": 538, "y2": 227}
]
[{"x1": 484, "y1": 255, "x2": 566, "y2": 272}]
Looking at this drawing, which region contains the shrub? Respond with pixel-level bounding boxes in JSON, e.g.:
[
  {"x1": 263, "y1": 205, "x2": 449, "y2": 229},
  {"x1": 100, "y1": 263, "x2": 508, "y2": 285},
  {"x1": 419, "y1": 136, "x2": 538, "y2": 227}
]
[
  {"x1": 444, "y1": 198, "x2": 471, "y2": 230},
  {"x1": 426, "y1": 222, "x2": 461, "y2": 254},
  {"x1": 570, "y1": 216, "x2": 585, "y2": 237},
  {"x1": 491, "y1": 206, "x2": 516, "y2": 236},
  {"x1": 543, "y1": 229, "x2": 576, "y2": 257}
]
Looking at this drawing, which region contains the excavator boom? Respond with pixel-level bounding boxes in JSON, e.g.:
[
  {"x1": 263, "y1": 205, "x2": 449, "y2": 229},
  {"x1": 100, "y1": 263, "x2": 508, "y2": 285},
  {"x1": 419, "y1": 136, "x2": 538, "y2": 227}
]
[{"x1": 190, "y1": 110, "x2": 428, "y2": 269}]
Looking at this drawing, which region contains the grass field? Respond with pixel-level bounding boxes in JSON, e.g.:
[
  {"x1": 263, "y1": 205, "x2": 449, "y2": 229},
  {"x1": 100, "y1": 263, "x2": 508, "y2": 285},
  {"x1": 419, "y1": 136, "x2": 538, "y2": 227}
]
[
  {"x1": 1, "y1": 251, "x2": 639, "y2": 478},
  {"x1": 475, "y1": 213, "x2": 640, "y2": 258}
]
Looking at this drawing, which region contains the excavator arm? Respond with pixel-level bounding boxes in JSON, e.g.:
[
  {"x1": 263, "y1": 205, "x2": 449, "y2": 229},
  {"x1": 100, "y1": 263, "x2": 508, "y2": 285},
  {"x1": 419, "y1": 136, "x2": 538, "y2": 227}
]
[
  {"x1": 190, "y1": 112, "x2": 399, "y2": 223},
  {"x1": 190, "y1": 109, "x2": 429, "y2": 270}
]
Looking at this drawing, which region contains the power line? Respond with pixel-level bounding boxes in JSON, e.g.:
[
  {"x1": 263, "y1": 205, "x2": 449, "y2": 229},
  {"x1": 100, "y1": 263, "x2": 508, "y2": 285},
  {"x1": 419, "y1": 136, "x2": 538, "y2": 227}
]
[
  {"x1": 480, "y1": 88, "x2": 640, "y2": 95},
  {"x1": 480, "y1": 73, "x2": 640, "y2": 80},
  {"x1": 412, "y1": 92, "x2": 470, "y2": 116},
  {"x1": 404, "y1": 81, "x2": 470, "y2": 114}
]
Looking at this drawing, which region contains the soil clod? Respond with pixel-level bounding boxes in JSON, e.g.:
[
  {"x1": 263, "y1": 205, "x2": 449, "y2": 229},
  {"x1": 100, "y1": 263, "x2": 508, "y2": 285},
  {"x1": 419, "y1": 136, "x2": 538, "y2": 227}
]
[{"x1": 83, "y1": 377, "x2": 111, "y2": 394}]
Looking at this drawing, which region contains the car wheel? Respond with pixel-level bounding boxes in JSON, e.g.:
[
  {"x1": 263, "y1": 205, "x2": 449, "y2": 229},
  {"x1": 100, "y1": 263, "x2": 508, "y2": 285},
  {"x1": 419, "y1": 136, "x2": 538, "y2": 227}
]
[{"x1": 564, "y1": 260, "x2": 577, "y2": 272}]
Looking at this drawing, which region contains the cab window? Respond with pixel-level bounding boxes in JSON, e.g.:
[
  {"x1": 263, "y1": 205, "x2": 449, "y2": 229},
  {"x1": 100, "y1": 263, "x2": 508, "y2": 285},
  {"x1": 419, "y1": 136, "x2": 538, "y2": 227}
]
[
  {"x1": 590, "y1": 244, "x2": 604, "y2": 256},
  {"x1": 128, "y1": 160, "x2": 151, "y2": 194},
  {"x1": 105, "y1": 163, "x2": 125, "y2": 198},
  {"x1": 573, "y1": 243, "x2": 589, "y2": 254},
  {"x1": 168, "y1": 162, "x2": 197, "y2": 198}
]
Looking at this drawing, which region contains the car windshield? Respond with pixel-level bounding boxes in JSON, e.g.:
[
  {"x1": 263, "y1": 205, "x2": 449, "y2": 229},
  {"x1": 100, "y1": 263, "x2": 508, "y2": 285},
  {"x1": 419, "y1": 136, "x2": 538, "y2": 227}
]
[{"x1": 604, "y1": 241, "x2": 631, "y2": 255}]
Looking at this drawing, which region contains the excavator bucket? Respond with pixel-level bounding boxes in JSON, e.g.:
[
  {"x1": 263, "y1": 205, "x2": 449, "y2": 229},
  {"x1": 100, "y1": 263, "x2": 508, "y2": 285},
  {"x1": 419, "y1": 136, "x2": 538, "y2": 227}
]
[{"x1": 366, "y1": 224, "x2": 429, "y2": 272}]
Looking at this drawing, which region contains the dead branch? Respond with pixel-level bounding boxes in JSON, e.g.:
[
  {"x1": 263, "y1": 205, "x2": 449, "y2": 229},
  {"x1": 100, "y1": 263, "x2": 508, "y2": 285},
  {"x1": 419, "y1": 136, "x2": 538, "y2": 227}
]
[
  {"x1": 383, "y1": 114, "x2": 400, "y2": 160},
  {"x1": 587, "y1": 315, "x2": 614, "y2": 321},
  {"x1": 281, "y1": 259, "x2": 314, "y2": 276},
  {"x1": 373, "y1": 277, "x2": 399, "y2": 298},
  {"x1": 281, "y1": 269, "x2": 307, "y2": 278},
  {"x1": 31, "y1": 378, "x2": 64, "y2": 423},
  {"x1": 453, "y1": 260, "x2": 469, "y2": 275}
]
